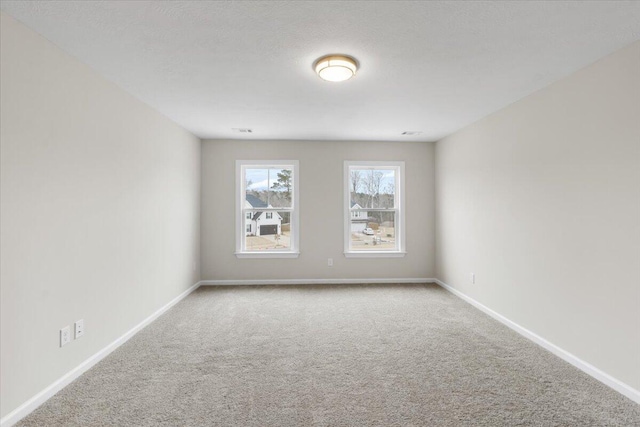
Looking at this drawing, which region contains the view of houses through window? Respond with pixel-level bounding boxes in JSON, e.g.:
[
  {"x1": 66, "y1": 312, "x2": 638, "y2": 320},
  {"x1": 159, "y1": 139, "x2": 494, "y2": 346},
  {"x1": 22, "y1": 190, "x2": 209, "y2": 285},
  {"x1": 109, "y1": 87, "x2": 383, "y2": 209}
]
[
  {"x1": 347, "y1": 163, "x2": 403, "y2": 252},
  {"x1": 242, "y1": 165, "x2": 294, "y2": 252},
  {"x1": 237, "y1": 160, "x2": 401, "y2": 256}
]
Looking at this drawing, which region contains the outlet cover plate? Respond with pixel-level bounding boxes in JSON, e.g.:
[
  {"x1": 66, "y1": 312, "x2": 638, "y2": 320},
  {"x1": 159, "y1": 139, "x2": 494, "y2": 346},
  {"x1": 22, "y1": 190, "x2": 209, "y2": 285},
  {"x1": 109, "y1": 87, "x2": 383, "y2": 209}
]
[
  {"x1": 75, "y1": 319, "x2": 84, "y2": 339},
  {"x1": 60, "y1": 326, "x2": 71, "y2": 347}
]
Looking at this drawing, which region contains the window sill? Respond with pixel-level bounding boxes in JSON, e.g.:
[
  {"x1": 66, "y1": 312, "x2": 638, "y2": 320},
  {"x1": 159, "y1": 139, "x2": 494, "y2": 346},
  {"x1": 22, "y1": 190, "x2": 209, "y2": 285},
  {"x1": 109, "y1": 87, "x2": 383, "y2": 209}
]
[
  {"x1": 235, "y1": 251, "x2": 300, "y2": 259},
  {"x1": 344, "y1": 251, "x2": 406, "y2": 258}
]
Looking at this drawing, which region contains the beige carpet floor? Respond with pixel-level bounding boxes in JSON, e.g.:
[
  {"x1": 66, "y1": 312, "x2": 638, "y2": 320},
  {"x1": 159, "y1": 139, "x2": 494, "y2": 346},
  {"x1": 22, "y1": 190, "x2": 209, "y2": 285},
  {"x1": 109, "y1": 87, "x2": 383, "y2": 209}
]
[{"x1": 18, "y1": 284, "x2": 640, "y2": 426}]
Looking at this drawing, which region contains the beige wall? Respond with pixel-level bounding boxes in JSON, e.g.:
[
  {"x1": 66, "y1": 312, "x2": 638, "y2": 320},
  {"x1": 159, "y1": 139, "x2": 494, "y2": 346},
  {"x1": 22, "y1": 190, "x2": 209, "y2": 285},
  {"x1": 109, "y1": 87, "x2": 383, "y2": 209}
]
[
  {"x1": 202, "y1": 140, "x2": 435, "y2": 281},
  {"x1": 435, "y1": 42, "x2": 640, "y2": 390},
  {"x1": 0, "y1": 13, "x2": 201, "y2": 418}
]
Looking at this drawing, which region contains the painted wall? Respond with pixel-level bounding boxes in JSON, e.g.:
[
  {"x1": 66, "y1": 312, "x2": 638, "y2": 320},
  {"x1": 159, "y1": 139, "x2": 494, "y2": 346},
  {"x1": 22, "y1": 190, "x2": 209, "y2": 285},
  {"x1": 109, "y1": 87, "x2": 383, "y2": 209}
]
[
  {"x1": 0, "y1": 13, "x2": 201, "y2": 418},
  {"x1": 435, "y1": 42, "x2": 640, "y2": 391},
  {"x1": 202, "y1": 140, "x2": 435, "y2": 280}
]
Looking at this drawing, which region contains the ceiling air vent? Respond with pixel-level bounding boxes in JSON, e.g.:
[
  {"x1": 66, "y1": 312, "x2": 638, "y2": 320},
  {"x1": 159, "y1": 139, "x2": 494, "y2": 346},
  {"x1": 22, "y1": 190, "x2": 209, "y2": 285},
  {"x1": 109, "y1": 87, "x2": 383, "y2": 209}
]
[
  {"x1": 401, "y1": 131, "x2": 422, "y2": 136},
  {"x1": 232, "y1": 128, "x2": 253, "y2": 133}
]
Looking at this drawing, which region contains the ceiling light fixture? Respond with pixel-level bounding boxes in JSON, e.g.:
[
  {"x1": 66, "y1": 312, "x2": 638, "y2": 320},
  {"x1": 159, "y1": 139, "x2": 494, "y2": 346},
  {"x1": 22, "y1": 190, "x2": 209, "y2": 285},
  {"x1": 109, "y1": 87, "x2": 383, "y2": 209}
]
[{"x1": 314, "y1": 55, "x2": 358, "y2": 82}]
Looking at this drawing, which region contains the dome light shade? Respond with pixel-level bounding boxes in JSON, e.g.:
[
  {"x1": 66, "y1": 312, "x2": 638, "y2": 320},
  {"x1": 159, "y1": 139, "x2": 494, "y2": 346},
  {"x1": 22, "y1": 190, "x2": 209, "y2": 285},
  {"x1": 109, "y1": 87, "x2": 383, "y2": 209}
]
[{"x1": 315, "y1": 55, "x2": 357, "y2": 82}]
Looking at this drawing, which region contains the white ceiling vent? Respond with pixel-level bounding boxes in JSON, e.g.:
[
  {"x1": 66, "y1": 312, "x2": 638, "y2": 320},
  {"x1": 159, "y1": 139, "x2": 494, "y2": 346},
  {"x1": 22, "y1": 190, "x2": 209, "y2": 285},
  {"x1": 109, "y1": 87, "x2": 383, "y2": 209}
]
[
  {"x1": 232, "y1": 128, "x2": 253, "y2": 133},
  {"x1": 401, "y1": 131, "x2": 423, "y2": 136}
]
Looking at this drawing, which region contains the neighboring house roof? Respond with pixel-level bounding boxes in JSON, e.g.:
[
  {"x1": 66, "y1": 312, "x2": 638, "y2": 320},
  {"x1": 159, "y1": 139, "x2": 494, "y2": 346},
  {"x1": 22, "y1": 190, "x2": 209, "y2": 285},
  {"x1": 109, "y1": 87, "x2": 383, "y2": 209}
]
[
  {"x1": 351, "y1": 201, "x2": 364, "y2": 209},
  {"x1": 246, "y1": 194, "x2": 267, "y2": 208},
  {"x1": 246, "y1": 194, "x2": 280, "y2": 221}
]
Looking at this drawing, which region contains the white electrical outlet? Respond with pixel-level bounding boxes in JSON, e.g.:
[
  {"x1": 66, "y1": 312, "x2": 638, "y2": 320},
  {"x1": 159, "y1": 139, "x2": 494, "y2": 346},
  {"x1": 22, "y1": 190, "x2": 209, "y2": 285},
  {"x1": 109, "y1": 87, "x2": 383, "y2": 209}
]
[
  {"x1": 470, "y1": 273, "x2": 475, "y2": 284},
  {"x1": 327, "y1": 258, "x2": 333, "y2": 267},
  {"x1": 60, "y1": 326, "x2": 71, "y2": 347},
  {"x1": 74, "y1": 319, "x2": 84, "y2": 339}
]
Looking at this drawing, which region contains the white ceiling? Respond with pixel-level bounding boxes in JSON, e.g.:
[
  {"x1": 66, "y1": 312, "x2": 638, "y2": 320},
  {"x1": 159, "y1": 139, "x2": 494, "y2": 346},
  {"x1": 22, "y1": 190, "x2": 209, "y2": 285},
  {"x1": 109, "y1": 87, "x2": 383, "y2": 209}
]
[{"x1": 2, "y1": 1, "x2": 639, "y2": 142}]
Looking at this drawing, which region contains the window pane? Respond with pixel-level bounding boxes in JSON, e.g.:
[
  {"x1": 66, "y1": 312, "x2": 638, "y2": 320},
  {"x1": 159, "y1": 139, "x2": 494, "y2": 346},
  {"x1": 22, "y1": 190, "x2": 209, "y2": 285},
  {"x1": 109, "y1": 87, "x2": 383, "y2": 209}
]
[
  {"x1": 244, "y1": 211, "x2": 291, "y2": 251},
  {"x1": 349, "y1": 168, "x2": 395, "y2": 209},
  {"x1": 349, "y1": 211, "x2": 396, "y2": 251},
  {"x1": 245, "y1": 167, "x2": 292, "y2": 209},
  {"x1": 268, "y1": 168, "x2": 293, "y2": 208}
]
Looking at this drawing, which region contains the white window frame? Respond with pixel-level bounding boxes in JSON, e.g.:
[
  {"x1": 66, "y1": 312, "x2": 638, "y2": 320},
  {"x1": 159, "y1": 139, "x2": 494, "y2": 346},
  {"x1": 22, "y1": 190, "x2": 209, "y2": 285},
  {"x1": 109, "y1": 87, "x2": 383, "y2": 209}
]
[
  {"x1": 236, "y1": 160, "x2": 299, "y2": 258},
  {"x1": 344, "y1": 161, "x2": 406, "y2": 258}
]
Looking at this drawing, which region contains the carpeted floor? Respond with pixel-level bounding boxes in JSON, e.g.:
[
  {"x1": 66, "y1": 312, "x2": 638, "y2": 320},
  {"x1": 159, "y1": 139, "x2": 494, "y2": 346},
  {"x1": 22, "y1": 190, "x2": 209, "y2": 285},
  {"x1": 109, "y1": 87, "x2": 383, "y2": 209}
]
[{"x1": 18, "y1": 284, "x2": 640, "y2": 426}]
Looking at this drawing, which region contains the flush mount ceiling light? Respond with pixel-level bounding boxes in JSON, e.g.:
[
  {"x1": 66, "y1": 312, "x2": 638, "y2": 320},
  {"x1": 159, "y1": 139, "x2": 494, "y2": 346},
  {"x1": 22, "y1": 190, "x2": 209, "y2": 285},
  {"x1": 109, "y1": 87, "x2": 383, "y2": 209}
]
[{"x1": 314, "y1": 55, "x2": 358, "y2": 82}]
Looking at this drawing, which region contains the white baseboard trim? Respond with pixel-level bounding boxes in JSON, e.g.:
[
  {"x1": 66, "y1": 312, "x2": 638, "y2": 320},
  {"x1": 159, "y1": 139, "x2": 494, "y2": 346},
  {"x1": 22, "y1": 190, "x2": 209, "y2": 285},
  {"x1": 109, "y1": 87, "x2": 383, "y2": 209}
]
[
  {"x1": 200, "y1": 278, "x2": 437, "y2": 286},
  {"x1": 8, "y1": 277, "x2": 635, "y2": 426},
  {"x1": 0, "y1": 281, "x2": 202, "y2": 427},
  {"x1": 434, "y1": 279, "x2": 640, "y2": 405}
]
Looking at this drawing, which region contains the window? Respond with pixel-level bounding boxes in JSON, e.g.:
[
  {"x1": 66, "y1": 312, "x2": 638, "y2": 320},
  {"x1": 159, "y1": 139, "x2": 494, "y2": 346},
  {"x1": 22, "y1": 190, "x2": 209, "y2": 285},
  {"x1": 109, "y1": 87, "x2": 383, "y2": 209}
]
[
  {"x1": 344, "y1": 161, "x2": 405, "y2": 257},
  {"x1": 236, "y1": 160, "x2": 299, "y2": 258}
]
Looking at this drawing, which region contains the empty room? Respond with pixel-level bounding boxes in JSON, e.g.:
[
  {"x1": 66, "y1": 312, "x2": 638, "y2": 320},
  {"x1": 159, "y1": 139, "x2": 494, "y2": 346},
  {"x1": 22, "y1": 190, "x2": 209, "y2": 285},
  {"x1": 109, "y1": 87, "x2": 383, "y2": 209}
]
[{"x1": 1, "y1": 1, "x2": 639, "y2": 426}]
